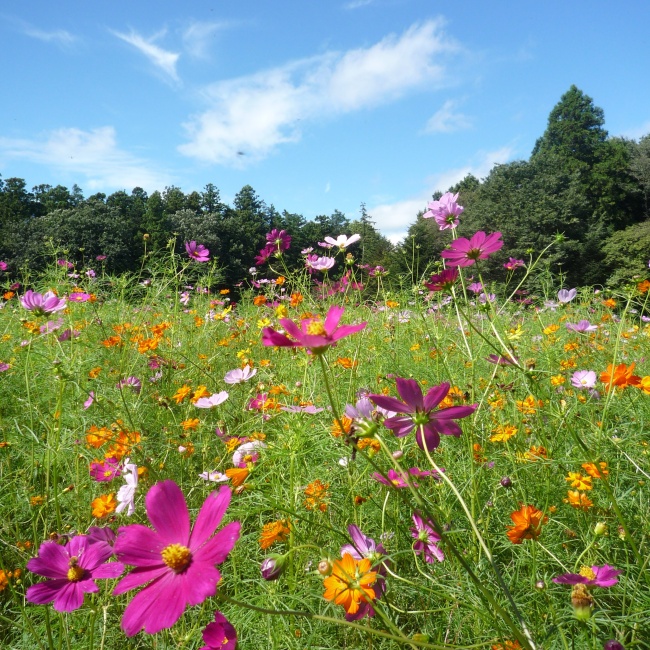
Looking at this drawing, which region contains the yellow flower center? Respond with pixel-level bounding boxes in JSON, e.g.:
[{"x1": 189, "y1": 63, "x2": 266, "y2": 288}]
[
  {"x1": 306, "y1": 320, "x2": 326, "y2": 336},
  {"x1": 161, "y1": 543, "x2": 192, "y2": 573},
  {"x1": 579, "y1": 566, "x2": 596, "y2": 581}
]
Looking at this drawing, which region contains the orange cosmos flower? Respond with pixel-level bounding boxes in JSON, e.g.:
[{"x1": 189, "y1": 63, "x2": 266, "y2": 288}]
[
  {"x1": 582, "y1": 462, "x2": 608, "y2": 479},
  {"x1": 600, "y1": 363, "x2": 641, "y2": 389},
  {"x1": 331, "y1": 416, "x2": 353, "y2": 438},
  {"x1": 602, "y1": 298, "x2": 616, "y2": 308},
  {"x1": 91, "y1": 493, "x2": 117, "y2": 518},
  {"x1": 565, "y1": 490, "x2": 593, "y2": 510},
  {"x1": 253, "y1": 295, "x2": 267, "y2": 307},
  {"x1": 181, "y1": 418, "x2": 200, "y2": 431},
  {"x1": 172, "y1": 385, "x2": 192, "y2": 404},
  {"x1": 637, "y1": 280, "x2": 650, "y2": 294},
  {"x1": 225, "y1": 467, "x2": 249, "y2": 487},
  {"x1": 259, "y1": 519, "x2": 291, "y2": 549},
  {"x1": 492, "y1": 642, "x2": 522, "y2": 650},
  {"x1": 322, "y1": 553, "x2": 377, "y2": 617},
  {"x1": 506, "y1": 504, "x2": 548, "y2": 544},
  {"x1": 516, "y1": 395, "x2": 542, "y2": 414},
  {"x1": 490, "y1": 424, "x2": 517, "y2": 443},
  {"x1": 639, "y1": 376, "x2": 650, "y2": 394},
  {"x1": 565, "y1": 472, "x2": 593, "y2": 491},
  {"x1": 290, "y1": 292, "x2": 304, "y2": 307},
  {"x1": 304, "y1": 479, "x2": 330, "y2": 512}
]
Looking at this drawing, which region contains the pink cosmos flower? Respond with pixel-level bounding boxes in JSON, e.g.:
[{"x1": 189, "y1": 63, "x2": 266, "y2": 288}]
[
  {"x1": 21, "y1": 290, "x2": 67, "y2": 316},
  {"x1": 369, "y1": 379, "x2": 476, "y2": 452},
  {"x1": 372, "y1": 467, "x2": 433, "y2": 488},
  {"x1": 424, "y1": 269, "x2": 458, "y2": 292},
  {"x1": 266, "y1": 229, "x2": 291, "y2": 252},
  {"x1": 503, "y1": 257, "x2": 525, "y2": 271},
  {"x1": 571, "y1": 370, "x2": 597, "y2": 389},
  {"x1": 194, "y1": 391, "x2": 229, "y2": 409},
  {"x1": 200, "y1": 611, "x2": 237, "y2": 650},
  {"x1": 255, "y1": 244, "x2": 275, "y2": 265},
  {"x1": 305, "y1": 254, "x2": 336, "y2": 271},
  {"x1": 566, "y1": 320, "x2": 597, "y2": 333},
  {"x1": 68, "y1": 292, "x2": 90, "y2": 302},
  {"x1": 90, "y1": 457, "x2": 121, "y2": 482},
  {"x1": 117, "y1": 376, "x2": 142, "y2": 393},
  {"x1": 224, "y1": 367, "x2": 257, "y2": 384},
  {"x1": 280, "y1": 404, "x2": 325, "y2": 414},
  {"x1": 557, "y1": 288, "x2": 577, "y2": 303},
  {"x1": 185, "y1": 241, "x2": 210, "y2": 263},
  {"x1": 26, "y1": 536, "x2": 123, "y2": 612},
  {"x1": 440, "y1": 231, "x2": 504, "y2": 267},
  {"x1": 113, "y1": 480, "x2": 241, "y2": 636},
  {"x1": 553, "y1": 565, "x2": 621, "y2": 588},
  {"x1": 262, "y1": 305, "x2": 366, "y2": 354},
  {"x1": 423, "y1": 192, "x2": 464, "y2": 230},
  {"x1": 0, "y1": 261, "x2": 7, "y2": 271},
  {"x1": 410, "y1": 513, "x2": 444, "y2": 563},
  {"x1": 232, "y1": 440, "x2": 266, "y2": 466},
  {"x1": 83, "y1": 391, "x2": 95, "y2": 410}
]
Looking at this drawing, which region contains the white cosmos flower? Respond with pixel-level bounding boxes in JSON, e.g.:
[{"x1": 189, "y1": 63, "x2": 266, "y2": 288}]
[
  {"x1": 194, "y1": 391, "x2": 229, "y2": 408},
  {"x1": 323, "y1": 234, "x2": 361, "y2": 249},
  {"x1": 224, "y1": 367, "x2": 257, "y2": 384},
  {"x1": 116, "y1": 459, "x2": 138, "y2": 516}
]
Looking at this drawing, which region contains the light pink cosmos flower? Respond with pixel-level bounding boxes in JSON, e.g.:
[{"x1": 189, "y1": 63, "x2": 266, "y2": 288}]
[
  {"x1": 185, "y1": 241, "x2": 210, "y2": 263},
  {"x1": 557, "y1": 288, "x2": 577, "y2": 303},
  {"x1": 440, "y1": 231, "x2": 504, "y2": 267},
  {"x1": 21, "y1": 290, "x2": 67, "y2": 316},
  {"x1": 232, "y1": 440, "x2": 266, "y2": 466},
  {"x1": 571, "y1": 370, "x2": 597, "y2": 389},
  {"x1": 566, "y1": 320, "x2": 597, "y2": 333},
  {"x1": 199, "y1": 471, "x2": 229, "y2": 483},
  {"x1": 224, "y1": 366, "x2": 257, "y2": 384},
  {"x1": 117, "y1": 376, "x2": 142, "y2": 393},
  {"x1": 262, "y1": 305, "x2": 366, "y2": 354},
  {"x1": 194, "y1": 391, "x2": 229, "y2": 408},
  {"x1": 113, "y1": 480, "x2": 240, "y2": 636},
  {"x1": 305, "y1": 255, "x2": 336, "y2": 271},
  {"x1": 322, "y1": 234, "x2": 361, "y2": 249},
  {"x1": 423, "y1": 192, "x2": 464, "y2": 230},
  {"x1": 116, "y1": 459, "x2": 138, "y2": 516},
  {"x1": 26, "y1": 536, "x2": 123, "y2": 612}
]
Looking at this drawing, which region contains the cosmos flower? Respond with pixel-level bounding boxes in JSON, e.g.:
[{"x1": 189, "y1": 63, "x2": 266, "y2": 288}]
[
  {"x1": 185, "y1": 241, "x2": 210, "y2": 263},
  {"x1": 262, "y1": 305, "x2": 366, "y2": 354},
  {"x1": 553, "y1": 565, "x2": 621, "y2": 588},
  {"x1": 600, "y1": 363, "x2": 641, "y2": 389},
  {"x1": 21, "y1": 290, "x2": 67, "y2": 316},
  {"x1": 194, "y1": 391, "x2": 229, "y2": 409},
  {"x1": 506, "y1": 504, "x2": 547, "y2": 544},
  {"x1": 440, "y1": 231, "x2": 503, "y2": 267},
  {"x1": 369, "y1": 379, "x2": 476, "y2": 452},
  {"x1": 115, "y1": 459, "x2": 138, "y2": 516},
  {"x1": 113, "y1": 480, "x2": 240, "y2": 636},
  {"x1": 566, "y1": 320, "x2": 597, "y2": 333},
  {"x1": 571, "y1": 370, "x2": 597, "y2": 389},
  {"x1": 305, "y1": 255, "x2": 336, "y2": 271},
  {"x1": 224, "y1": 367, "x2": 257, "y2": 384},
  {"x1": 322, "y1": 553, "x2": 377, "y2": 620},
  {"x1": 410, "y1": 513, "x2": 444, "y2": 563},
  {"x1": 26, "y1": 535, "x2": 123, "y2": 612},
  {"x1": 557, "y1": 288, "x2": 577, "y2": 303},
  {"x1": 322, "y1": 234, "x2": 361, "y2": 249},
  {"x1": 266, "y1": 229, "x2": 292, "y2": 252},
  {"x1": 200, "y1": 611, "x2": 237, "y2": 650},
  {"x1": 423, "y1": 192, "x2": 464, "y2": 230},
  {"x1": 503, "y1": 257, "x2": 525, "y2": 271},
  {"x1": 117, "y1": 376, "x2": 142, "y2": 394},
  {"x1": 424, "y1": 269, "x2": 458, "y2": 292}
]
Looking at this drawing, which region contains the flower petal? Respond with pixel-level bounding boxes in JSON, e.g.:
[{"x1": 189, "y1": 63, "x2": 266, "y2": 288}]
[
  {"x1": 146, "y1": 480, "x2": 190, "y2": 546},
  {"x1": 190, "y1": 486, "x2": 232, "y2": 551},
  {"x1": 112, "y1": 565, "x2": 168, "y2": 596},
  {"x1": 115, "y1": 524, "x2": 166, "y2": 567},
  {"x1": 53, "y1": 582, "x2": 90, "y2": 612},
  {"x1": 395, "y1": 378, "x2": 424, "y2": 410},
  {"x1": 194, "y1": 521, "x2": 241, "y2": 565},
  {"x1": 27, "y1": 542, "x2": 70, "y2": 579},
  {"x1": 422, "y1": 383, "x2": 450, "y2": 411}
]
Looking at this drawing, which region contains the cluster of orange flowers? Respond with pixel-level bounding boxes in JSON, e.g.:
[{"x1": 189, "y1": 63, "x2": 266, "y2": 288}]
[
  {"x1": 304, "y1": 479, "x2": 330, "y2": 512},
  {"x1": 564, "y1": 462, "x2": 608, "y2": 511},
  {"x1": 85, "y1": 420, "x2": 141, "y2": 460},
  {"x1": 259, "y1": 519, "x2": 291, "y2": 549}
]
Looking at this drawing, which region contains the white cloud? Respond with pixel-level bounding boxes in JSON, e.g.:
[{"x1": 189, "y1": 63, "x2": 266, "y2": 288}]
[
  {"x1": 325, "y1": 181, "x2": 331, "y2": 193},
  {"x1": 368, "y1": 146, "x2": 515, "y2": 243},
  {"x1": 182, "y1": 21, "x2": 227, "y2": 59},
  {"x1": 424, "y1": 99, "x2": 472, "y2": 134},
  {"x1": 22, "y1": 26, "x2": 76, "y2": 47},
  {"x1": 111, "y1": 29, "x2": 180, "y2": 82},
  {"x1": 179, "y1": 20, "x2": 458, "y2": 166},
  {"x1": 344, "y1": 0, "x2": 376, "y2": 10},
  {"x1": 0, "y1": 126, "x2": 171, "y2": 191}
]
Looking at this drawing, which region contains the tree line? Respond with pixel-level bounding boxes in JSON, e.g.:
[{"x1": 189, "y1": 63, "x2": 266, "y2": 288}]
[{"x1": 1, "y1": 86, "x2": 648, "y2": 288}]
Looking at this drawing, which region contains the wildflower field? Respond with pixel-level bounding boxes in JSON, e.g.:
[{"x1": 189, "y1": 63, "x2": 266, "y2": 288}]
[{"x1": 0, "y1": 206, "x2": 648, "y2": 649}]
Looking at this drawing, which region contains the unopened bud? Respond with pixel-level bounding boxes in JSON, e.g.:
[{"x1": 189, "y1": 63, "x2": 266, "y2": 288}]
[
  {"x1": 317, "y1": 559, "x2": 332, "y2": 576},
  {"x1": 392, "y1": 450, "x2": 404, "y2": 460},
  {"x1": 260, "y1": 554, "x2": 287, "y2": 581},
  {"x1": 571, "y1": 584, "x2": 593, "y2": 621},
  {"x1": 594, "y1": 522, "x2": 607, "y2": 536},
  {"x1": 411, "y1": 634, "x2": 430, "y2": 643},
  {"x1": 603, "y1": 640, "x2": 625, "y2": 650}
]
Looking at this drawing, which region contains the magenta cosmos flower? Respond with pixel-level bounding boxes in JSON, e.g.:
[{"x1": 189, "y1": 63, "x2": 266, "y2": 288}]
[
  {"x1": 266, "y1": 228, "x2": 291, "y2": 252},
  {"x1": 262, "y1": 305, "x2": 366, "y2": 354},
  {"x1": 503, "y1": 257, "x2": 525, "y2": 271},
  {"x1": 113, "y1": 480, "x2": 241, "y2": 636},
  {"x1": 26, "y1": 536, "x2": 123, "y2": 612},
  {"x1": 553, "y1": 565, "x2": 621, "y2": 588},
  {"x1": 440, "y1": 231, "x2": 504, "y2": 267},
  {"x1": 424, "y1": 268, "x2": 458, "y2": 292},
  {"x1": 185, "y1": 241, "x2": 210, "y2": 263},
  {"x1": 410, "y1": 513, "x2": 444, "y2": 563},
  {"x1": 21, "y1": 289, "x2": 67, "y2": 316},
  {"x1": 423, "y1": 192, "x2": 464, "y2": 230},
  {"x1": 369, "y1": 379, "x2": 477, "y2": 452},
  {"x1": 200, "y1": 611, "x2": 237, "y2": 650}
]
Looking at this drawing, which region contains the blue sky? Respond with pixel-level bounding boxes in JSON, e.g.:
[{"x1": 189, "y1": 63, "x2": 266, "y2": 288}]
[{"x1": 1, "y1": 0, "x2": 649, "y2": 242}]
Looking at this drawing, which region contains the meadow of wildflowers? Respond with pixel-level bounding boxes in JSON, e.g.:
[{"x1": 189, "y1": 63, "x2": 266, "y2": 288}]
[{"x1": 0, "y1": 195, "x2": 648, "y2": 649}]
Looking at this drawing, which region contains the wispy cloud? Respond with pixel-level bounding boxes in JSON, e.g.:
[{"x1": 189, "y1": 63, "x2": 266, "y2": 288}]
[
  {"x1": 182, "y1": 20, "x2": 227, "y2": 59},
  {"x1": 0, "y1": 126, "x2": 171, "y2": 191},
  {"x1": 179, "y1": 19, "x2": 459, "y2": 166},
  {"x1": 424, "y1": 99, "x2": 472, "y2": 134},
  {"x1": 21, "y1": 25, "x2": 76, "y2": 47},
  {"x1": 111, "y1": 28, "x2": 180, "y2": 82},
  {"x1": 344, "y1": 0, "x2": 376, "y2": 9},
  {"x1": 618, "y1": 120, "x2": 650, "y2": 141},
  {"x1": 368, "y1": 146, "x2": 515, "y2": 243}
]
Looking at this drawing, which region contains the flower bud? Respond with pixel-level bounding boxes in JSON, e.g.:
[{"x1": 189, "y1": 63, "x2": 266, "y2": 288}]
[
  {"x1": 603, "y1": 641, "x2": 624, "y2": 650},
  {"x1": 571, "y1": 584, "x2": 593, "y2": 621},
  {"x1": 392, "y1": 450, "x2": 404, "y2": 460},
  {"x1": 411, "y1": 634, "x2": 430, "y2": 643},
  {"x1": 260, "y1": 554, "x2": 287, "y2": 581},
  {"x1": 594, "y1": 522, "x2": 607, "y2": 536},
  {"x1": 500, "y1": 476, "x2": 512, "y2": 488},
  {"x1": 317, "y1": 559, "x2": 333, "y2": 576},
  {"x1": 534, "y1": 580, "x2": 546, "y2": 590}
]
